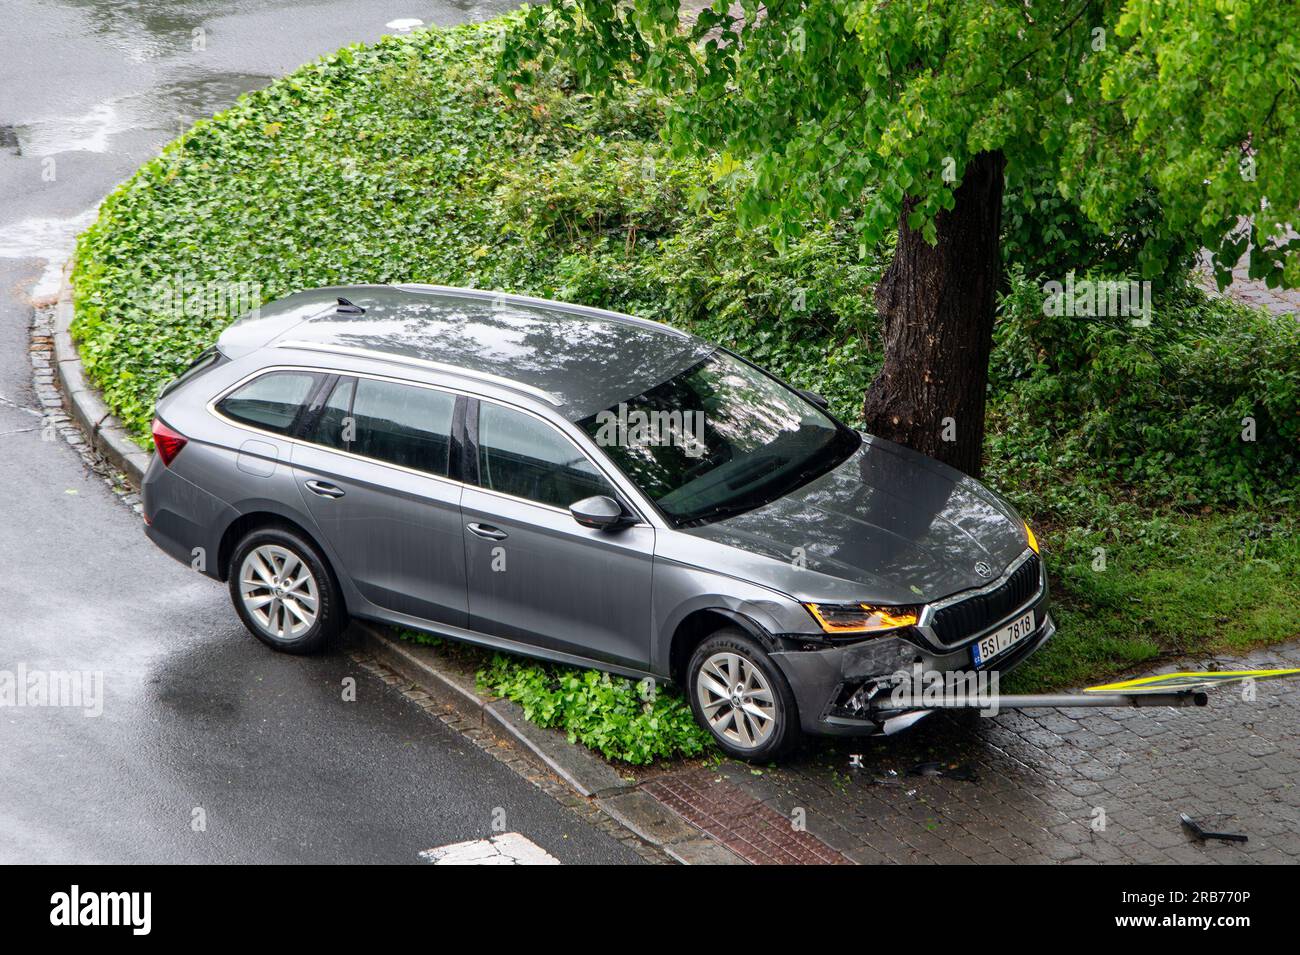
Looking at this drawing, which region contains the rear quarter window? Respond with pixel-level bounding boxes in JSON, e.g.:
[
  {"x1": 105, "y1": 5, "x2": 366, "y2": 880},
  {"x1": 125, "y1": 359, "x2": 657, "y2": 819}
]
[{"x1": 216, "y1": 371, "x2": 321, "y2": 435}]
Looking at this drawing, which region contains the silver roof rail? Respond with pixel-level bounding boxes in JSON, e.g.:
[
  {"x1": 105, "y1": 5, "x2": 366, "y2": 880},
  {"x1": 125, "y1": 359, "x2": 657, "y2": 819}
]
[
  {"x1": 392, "y1": 283, "x2": 692, "y2": 339},
  {"x1": 272, "y1": 340, "x2": 565, "y2": 407}
]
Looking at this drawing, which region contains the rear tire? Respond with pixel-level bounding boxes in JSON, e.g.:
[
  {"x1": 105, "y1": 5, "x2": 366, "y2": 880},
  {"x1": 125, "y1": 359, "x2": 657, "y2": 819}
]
[
  {"x1": 687, "y1": 628, "x2": 802, "y2": 762},
  {"x1": 228, "y1": 526, "x2": 344, "y2": 655}
]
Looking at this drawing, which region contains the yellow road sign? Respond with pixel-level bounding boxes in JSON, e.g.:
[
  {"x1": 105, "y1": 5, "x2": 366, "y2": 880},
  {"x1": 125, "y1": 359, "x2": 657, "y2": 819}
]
[{"x1": 1084, "y1": 669, "x2": 1300, "y2": 694}]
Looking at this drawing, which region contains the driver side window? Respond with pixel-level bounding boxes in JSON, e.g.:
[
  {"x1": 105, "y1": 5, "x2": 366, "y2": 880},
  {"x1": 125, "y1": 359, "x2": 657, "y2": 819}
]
[{"x1": 477, "y1": 402, "x2": 615, "y2": 509}]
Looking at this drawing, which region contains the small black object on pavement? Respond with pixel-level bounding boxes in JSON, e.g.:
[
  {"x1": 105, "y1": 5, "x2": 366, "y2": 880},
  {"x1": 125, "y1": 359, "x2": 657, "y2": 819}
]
[{"x1": 1179, "y1": 812, "x2": 1248, "y2": 844}]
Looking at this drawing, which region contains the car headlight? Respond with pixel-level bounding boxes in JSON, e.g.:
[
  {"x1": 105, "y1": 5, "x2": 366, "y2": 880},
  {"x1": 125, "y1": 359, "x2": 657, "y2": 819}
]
[
  {"x1": 804, "y1": 602, "x2": 919, "y2": 635},
  {"x1": 1025, "y1": 521, "x2": 1040, "y2": 554}
]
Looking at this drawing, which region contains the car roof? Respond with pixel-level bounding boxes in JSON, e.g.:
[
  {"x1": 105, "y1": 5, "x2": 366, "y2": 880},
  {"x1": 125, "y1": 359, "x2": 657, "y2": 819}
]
[{"x1": 218, "y1": 284, "x2": 714, "y2": 420}]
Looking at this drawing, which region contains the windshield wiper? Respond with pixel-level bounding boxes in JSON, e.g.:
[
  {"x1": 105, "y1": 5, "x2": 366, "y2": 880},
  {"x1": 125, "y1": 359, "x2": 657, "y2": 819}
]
[
  {"x1": 723, "y1": 454, "x2": 788, "y2": 490},
  {"x1": 680, "y1": 499, "x2": 763, "y2": 526}
]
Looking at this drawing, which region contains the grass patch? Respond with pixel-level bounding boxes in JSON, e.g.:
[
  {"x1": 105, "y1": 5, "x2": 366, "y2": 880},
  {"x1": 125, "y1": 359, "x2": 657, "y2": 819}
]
[{"x1": 1007, "y1": 512, "x2": 1300, "y2": 690}]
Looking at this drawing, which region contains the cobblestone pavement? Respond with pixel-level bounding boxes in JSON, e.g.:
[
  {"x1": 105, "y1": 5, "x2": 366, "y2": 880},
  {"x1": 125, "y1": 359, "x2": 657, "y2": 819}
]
[{"x1": 653, "y1": 641, "x2": 1300, "y2": 864}]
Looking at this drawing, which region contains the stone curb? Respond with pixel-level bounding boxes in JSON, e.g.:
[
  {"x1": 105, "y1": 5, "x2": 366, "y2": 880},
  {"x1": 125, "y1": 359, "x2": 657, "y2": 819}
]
[
  {"x1": 51, "y1": 258, "x2": 151, "y2": 488},
  {"x1": 355, "y1": 622, "x2": 746, "y2": 865}
]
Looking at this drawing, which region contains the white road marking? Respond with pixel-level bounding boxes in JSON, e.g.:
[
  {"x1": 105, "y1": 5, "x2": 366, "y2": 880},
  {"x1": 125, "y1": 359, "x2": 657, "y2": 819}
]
[
  {"x1": 418, "y1": 833, "x2": 561, "y2": 865},
  {"x1": 385, "y1": 18, "x2": 424, "y2": 32}
]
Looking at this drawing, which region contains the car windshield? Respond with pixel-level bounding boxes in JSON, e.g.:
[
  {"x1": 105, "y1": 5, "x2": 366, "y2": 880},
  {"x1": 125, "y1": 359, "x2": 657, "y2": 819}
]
[{"x1": 578, "y1": 350, "x2": 860, "y2": 526}]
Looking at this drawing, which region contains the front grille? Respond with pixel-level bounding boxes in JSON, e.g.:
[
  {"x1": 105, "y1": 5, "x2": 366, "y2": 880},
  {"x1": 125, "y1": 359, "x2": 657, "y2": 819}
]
[{"x1": 930, "y1": 554, "x2": 1041, "y2": 646}]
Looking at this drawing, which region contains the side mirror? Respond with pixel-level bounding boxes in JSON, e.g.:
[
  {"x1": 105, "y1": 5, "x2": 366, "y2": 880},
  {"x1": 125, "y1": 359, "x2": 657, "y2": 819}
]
[
  {"x1": 570, "y1": 495, "x2": 630, "y2": 530},
  {"x1": 798, "y1": 388, "x2": 830, "y2": 409}
]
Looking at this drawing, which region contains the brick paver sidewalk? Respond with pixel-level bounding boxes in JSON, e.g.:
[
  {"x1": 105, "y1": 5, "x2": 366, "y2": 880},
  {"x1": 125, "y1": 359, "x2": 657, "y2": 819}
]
[{"x1": 644, "y1": 641, "x2": 1300, "y2": 864}]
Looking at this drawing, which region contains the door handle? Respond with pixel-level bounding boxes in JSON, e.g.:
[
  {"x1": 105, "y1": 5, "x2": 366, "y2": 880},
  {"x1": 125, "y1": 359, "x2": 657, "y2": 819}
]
[
  {"x1": 466, "y1": 522, "x2": 508, "y2": 541},
  {"x1": 305, "y1": 480, "x2": 346, "y2": 499}
]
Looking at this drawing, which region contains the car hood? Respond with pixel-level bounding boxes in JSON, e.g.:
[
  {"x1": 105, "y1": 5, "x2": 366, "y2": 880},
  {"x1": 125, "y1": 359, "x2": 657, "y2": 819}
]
[{"x1": 681, "y1": 433, "x2": 1031, "y2": 605}]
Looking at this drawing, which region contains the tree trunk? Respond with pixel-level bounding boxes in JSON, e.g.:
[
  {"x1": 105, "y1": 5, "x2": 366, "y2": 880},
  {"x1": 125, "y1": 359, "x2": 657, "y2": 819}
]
[{"x1": 863, "y1": 149, "x2": 1006, "y2": 478}]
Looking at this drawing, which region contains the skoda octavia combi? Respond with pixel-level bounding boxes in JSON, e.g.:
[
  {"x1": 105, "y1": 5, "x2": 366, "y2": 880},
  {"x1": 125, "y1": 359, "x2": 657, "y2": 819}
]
[{"x1": 142, "y1": 285, "x2": 1053, "y2": 760}]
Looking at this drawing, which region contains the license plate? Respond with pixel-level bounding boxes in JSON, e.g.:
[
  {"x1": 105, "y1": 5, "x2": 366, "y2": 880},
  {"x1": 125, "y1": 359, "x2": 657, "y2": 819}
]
[{"x1": 971, "y1": 610, "x2": 1036, "y2": 668}]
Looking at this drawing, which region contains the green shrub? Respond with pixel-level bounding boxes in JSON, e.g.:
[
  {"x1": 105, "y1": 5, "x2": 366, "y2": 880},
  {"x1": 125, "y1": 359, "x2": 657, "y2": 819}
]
[
  {"x1": 989, "y1": 267, "x2": 1300, "y2": 513},
  {"x1": 477, "y1": 654, "x2": 712, "y2": 764}
]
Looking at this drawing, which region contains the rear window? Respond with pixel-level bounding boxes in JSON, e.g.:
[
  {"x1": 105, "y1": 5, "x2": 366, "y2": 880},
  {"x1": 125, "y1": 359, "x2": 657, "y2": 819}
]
[
  {"x1": 159, "y1": 346, "x2": 228, "y2": 399},
  {"x1": 216, "y1": 371, "x2": 320, "y2": 435}
]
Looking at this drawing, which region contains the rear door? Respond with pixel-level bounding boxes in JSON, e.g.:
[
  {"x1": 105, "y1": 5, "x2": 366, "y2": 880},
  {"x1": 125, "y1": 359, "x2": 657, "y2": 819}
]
[
  {"x1": 460, "y1": 398, "x2": 655, "y2": 670},
  {"x1": 291, "y1": 374, "x2": 468, "y2": 627}
]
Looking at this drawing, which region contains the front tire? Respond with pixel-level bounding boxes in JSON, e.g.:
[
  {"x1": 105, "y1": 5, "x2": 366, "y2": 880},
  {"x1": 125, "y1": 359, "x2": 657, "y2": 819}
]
[
  {"x1": 687, "y1": 628, "x2": 801, "y2": 762},
  {"x1": 228, "y1": 526, "x2": 344, "y2": 655}
]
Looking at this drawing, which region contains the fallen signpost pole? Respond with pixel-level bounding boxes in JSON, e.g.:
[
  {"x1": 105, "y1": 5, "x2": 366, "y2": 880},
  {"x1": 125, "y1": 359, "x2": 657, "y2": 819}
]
[
  {"x1": 890, "y1": 689, "x2": 1208, "y2": 710},
  {"x1": 870, "y1": 668, "x2": 1299, "y2": 716}
]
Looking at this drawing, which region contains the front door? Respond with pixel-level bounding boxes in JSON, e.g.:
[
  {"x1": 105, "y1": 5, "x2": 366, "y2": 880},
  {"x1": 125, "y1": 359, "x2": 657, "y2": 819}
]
[{"x1": 461, "y1": 399, "x2": 654, "y2": 670}]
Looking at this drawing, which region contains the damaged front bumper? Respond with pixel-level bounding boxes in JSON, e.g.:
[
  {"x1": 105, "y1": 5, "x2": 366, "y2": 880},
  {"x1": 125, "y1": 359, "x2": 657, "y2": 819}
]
[{"x1": 770, "y1": 593, "x2": 1056, "y2": 739}]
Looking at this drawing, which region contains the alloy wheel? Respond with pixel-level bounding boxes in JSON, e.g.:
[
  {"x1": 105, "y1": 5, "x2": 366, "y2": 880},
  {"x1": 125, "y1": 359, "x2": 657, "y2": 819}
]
[
  {"x1": 696, "y1": 651, "x2": 778, "y2": 749},
  {"x1": 238, "y1": 544, "x2": 319, "y2": 640}
]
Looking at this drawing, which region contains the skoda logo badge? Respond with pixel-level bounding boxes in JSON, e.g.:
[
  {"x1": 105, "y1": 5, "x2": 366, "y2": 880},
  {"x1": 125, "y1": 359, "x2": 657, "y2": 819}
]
[{"x1": 974, "y1": 561, "x2": 994, "y2": 579}]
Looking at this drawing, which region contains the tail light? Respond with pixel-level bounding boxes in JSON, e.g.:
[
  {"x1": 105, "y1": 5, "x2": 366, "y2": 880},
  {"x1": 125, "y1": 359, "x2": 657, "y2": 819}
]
[{"x1": 151, "y1": 417, "x2": 188, "y2": 466}]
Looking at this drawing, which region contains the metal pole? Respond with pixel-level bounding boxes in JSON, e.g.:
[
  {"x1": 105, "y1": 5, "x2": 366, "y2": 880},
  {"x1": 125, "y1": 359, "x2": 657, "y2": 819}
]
[{"x1": 879, "y1": 690, "x2": 1208, "y2": 711}]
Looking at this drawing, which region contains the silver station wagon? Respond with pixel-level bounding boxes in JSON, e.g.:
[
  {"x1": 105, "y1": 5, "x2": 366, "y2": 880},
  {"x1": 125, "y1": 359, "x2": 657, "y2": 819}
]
[{"x1": 142, "y1": 285, "x2": 1053, "y2": 760}]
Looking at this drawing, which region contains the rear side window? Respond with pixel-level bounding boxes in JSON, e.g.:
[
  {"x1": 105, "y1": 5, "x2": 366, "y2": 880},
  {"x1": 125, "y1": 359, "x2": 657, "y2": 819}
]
[
  {"x1": 307, "y1": 376, "x2": 455, "y2": 477},
  {"x1": 217, "y1": 371, "x2": 320, "y2": 435},
  {"x1": 477, "y1": 402, "x2": 615, "y2": 508}
]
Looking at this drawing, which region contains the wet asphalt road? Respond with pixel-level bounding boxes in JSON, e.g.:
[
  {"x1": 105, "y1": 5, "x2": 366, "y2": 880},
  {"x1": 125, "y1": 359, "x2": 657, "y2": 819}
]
[{"x1": 0, "y1": 0, "x2": 640, "y2": 864}]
